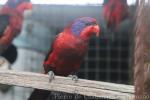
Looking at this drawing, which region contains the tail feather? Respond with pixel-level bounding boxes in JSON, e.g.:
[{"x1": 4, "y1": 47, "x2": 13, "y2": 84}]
[{"x1": 28, "y1": 89, "x2": 50, "y2": 100}]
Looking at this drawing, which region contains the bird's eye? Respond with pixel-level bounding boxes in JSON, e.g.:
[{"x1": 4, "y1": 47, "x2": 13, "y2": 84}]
[
  {"x1": 85, "y1": 22, "x2": 97, "y2": 26},
  {"x1": 85, "y1": 23, "x2": 91, "y2": 26}
]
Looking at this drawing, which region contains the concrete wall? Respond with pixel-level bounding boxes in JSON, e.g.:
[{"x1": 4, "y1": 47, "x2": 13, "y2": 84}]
[
  {"x1": 13, "y1": 4, "x2": 135, "y2": 53},
  {"x1": 14, "y1": 5, "x2": 105, "y2": 53}
]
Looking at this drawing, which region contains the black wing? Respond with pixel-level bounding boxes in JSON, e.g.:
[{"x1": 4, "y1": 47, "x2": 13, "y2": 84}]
[{"x1": 0, "y1": 14, "x2": 10, "y2": 36}]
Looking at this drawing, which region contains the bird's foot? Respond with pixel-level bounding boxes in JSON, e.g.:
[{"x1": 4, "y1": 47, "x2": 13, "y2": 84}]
[
  {"x1": 48, "y1": 71, "x2": 55, "y2": 82},
  {"x1": 68, "y1": 75, "x2": 78, "y2": 83}
]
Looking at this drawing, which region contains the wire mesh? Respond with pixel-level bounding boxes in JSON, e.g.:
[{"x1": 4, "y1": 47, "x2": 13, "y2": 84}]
[{"x1": 0, "y1": 3, "x2": 135, "y2": 100}]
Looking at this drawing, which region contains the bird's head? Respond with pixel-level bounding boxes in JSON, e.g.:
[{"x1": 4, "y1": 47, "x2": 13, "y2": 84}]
[
  {"x1": 16, "y1": 2, "x2": 33, "y2": 14},
  {"x1": 4, "y1": 0, "x2": 32, "y2": 14},
  {"x1": 67, "y1": 17, "x2": 100, "y2": 40}
]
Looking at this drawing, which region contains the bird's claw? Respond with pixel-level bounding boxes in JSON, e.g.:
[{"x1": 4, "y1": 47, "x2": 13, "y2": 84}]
[
  {"x1": 48, "y1": 71, "x2": 55, "y2": 82},
  {"x1": 68, "y1": 75, "x2": 78, "y2": 83}
]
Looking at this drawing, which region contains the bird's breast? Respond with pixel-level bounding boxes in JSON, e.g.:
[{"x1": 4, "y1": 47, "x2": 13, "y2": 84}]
[
  {"x1": 51, "y1": 34, "x2": 88, "y2": 75},
  {"x1": 56, "y1": 38, "x2": 87, "y2": 61}
]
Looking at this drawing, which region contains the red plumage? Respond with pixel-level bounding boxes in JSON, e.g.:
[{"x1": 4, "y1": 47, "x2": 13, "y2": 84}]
[
  {"x1": 43, "y1": 17, "x2": 100, "y2": 76},
  {"x1": 44, "y1": 33, "x2": 87, "y2": 76},
  {"x1": 103, "y1": 0, "x2": 129, "y2": 30},
  {"x1": 28, "y1": 17, "x2": 100, "y2": 100},
  {"x1": 0, "y1": 0, "x2": 32, "y2": 51}
]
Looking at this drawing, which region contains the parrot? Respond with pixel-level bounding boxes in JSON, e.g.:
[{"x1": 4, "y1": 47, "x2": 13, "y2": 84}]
[
  {"x1": 0, "y1": 0, "x2": 32, "y2": 63},
  {"x1": 102, "y1": 0, "x2": 129, "y2": 31},
  {"x1": 0, "y1": 0, "x2": 32, "y2": 52},
  {"x1": 28, "y1": 17, "x2": 100, "y2": 100}
]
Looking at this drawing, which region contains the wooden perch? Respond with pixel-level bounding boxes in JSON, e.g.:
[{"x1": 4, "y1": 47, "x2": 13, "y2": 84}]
[{"x1": 0, "y1": 70, "x2": 134, "y2": 100}]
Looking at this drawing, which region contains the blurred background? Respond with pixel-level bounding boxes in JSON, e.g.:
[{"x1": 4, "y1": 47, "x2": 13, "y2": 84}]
[{"x1": 0, "y1": 0, "x2": 136, "y2": 100}]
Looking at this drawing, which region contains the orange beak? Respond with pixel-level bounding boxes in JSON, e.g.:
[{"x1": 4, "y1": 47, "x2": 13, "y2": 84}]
[
  {"x1": 16, "y1": 2, "x2": 33, "y2": 13},
  {"x1": 24, "y1": 3, "x2": 33, "y2": 10}
]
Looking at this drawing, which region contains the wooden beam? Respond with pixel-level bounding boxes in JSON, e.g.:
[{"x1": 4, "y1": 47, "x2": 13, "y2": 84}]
[
  {"x1": 0, "y1": 70, "x2": 134, "y2": 100},
  {"x1": 134, "y1": 0, "x2": 150, "y2": 99}
]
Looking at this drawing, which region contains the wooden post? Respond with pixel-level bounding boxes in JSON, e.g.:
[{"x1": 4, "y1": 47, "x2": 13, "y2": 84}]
[
  {"x1": 134, "y1": 0, "x2": 150, "y2": 99},
  {"x1": 0, "y1": 70, "x2": 134, "y2": 99}
]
